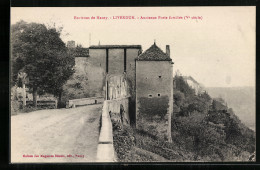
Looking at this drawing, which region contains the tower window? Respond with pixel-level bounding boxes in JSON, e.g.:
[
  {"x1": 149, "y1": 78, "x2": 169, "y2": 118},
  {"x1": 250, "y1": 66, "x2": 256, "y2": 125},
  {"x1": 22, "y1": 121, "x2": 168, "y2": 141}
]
[
  {"x1": 158, "y1": 93, "x2": 161, "y2": 97},
  {"x1": 148, "y1": 94, "x2": 152, "y2": 98}
]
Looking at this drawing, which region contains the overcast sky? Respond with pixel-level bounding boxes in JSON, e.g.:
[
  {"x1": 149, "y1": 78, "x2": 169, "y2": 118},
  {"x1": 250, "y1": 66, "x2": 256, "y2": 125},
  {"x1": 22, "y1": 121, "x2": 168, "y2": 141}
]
[{"x1": 11, "y1": 7, "x2": 255, "y2": 87}]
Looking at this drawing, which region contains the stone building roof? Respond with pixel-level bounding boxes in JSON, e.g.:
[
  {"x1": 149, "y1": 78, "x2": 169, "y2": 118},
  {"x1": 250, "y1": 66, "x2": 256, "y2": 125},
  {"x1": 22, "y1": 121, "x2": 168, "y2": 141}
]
[
  {"x1": 136, "y1": 43, "x2": 172, "y2": 61},
  {"x1": 89, "y1": 45, "x2": 142, "y2": 49}
]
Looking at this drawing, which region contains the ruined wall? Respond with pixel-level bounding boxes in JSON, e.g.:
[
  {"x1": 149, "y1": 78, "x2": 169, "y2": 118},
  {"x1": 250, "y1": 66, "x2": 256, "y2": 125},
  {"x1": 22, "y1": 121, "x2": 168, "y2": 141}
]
[
  {"x1": 106, "y1": 74, "x2": 130, "y2": 125},
  {"x1": 107, "y1": 48, "x2": 140, "y2": 125},
  {"x1": 107, "y1": 74, "x2": 128, "y2": 100},
  {"x1": 136, "y1": 61, "x2": 173, "y2": 141},
  {"x1": 107, "y1": 97, "x2": 130, "y2": 126}
]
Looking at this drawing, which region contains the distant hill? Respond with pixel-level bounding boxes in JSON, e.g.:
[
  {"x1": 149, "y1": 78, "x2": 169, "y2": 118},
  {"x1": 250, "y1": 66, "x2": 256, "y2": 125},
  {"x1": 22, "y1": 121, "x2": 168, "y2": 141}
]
[
  {"x1": 206, "y1": 87, "x2": 255, "y2": 131},
  {"x1": 180, "y1": 73, "x2": 255, "y2": 131}
]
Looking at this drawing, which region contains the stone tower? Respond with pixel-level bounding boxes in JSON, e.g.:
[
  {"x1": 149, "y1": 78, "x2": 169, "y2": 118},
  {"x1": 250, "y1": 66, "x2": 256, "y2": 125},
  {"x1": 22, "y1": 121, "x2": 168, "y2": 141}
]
[
  {"x1": 67, "y1": 40, "x2": 75, "y2": 48},
  {"x1": 135, "y1": 43, "x2": 173, "y2": 142}
]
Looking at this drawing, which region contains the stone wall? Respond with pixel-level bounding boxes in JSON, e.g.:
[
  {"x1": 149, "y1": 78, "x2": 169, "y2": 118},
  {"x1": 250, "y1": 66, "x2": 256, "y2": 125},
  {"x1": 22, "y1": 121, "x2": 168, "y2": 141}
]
[
  {"x1": 126, "y1": 49, "x2": 140, "y2": 125},
  {"x1": 85, "y1": 49, "x2": 107, "y2": 97},
  {"x1": 75, "y1": 47, "x2": 140, "y2": 99},
  {"x1": 106, "y1": 74, "x2": 128, "y2": 100},
  {"x1": 75, "y1": 57, "x2": 88, "y2": 73},
  {"x1": 84, "y1": 62, "x2": 106, "y2": 97},
  {"x1": 136, "y1": 61, "x2": 173, "y2": 141},
  {"x1": 66, "y1": 97, "x2": 104, "y2": 108},
  {"x1": 88, "y1": 49, "x2": 107, "y2": 69},
  {"x1": 107, "y1": 97, "x2": 130, "y2": 126},
  {"x1": 88, "y1": 48, "x2": 140, "y2": 75},
  {"x1": 74, "y1": 46, "x2": 140, "y2": 126},
  {"x1": 96, "y1": 101, "x2": 115, "y2": 162},
  {"x1": 96, "y1": 96, "x2": 131, "y2": 162},
  {"x1": 106, "y1": 74, "x2": 130, "y2": 125},
  {"x1": 78, "y1": 48, "x2": 140, "y2": 99},
  {"x1": 108, "y1": 49, "x2": 124, "y2": 74}
]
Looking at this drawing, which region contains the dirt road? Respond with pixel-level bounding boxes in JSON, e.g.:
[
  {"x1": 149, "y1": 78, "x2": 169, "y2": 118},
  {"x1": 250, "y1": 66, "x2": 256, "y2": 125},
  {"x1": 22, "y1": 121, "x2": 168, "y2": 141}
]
[{"x1": 11, "y1": 104, "x2": 102, "y2": 163}]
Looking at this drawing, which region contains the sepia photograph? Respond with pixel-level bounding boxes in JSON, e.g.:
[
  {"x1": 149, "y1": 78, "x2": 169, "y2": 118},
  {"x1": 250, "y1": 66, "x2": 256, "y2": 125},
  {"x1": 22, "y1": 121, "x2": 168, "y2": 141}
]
[{"x1": 10, "y1": 7, "x2": 255, "y2": 163}]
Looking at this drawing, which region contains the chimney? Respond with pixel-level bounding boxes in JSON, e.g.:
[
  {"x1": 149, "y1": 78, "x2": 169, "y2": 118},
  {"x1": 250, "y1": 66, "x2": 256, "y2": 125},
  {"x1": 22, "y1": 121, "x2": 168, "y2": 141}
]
[{"x1": 166, "y1": 45, "x2": 170, "y2": 57}]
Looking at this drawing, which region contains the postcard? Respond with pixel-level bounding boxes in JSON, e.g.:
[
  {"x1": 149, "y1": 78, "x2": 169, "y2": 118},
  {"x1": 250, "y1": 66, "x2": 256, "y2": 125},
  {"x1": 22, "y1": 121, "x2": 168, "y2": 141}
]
[{"x1": 10, "y1": 7, "x2": 256, "y2": 163}]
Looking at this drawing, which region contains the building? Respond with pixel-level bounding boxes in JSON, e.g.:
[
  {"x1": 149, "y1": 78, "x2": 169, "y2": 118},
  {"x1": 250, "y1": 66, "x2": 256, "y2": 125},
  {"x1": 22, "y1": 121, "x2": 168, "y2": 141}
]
[
  {"x1": 67, "y1": 40, "x2": 76, "y2": 48},
  {"x1": 88, "y1": 45, "x2": 142, "y2": 75},
  {"x1": 72, "y1": 42, "x2": 173, "y2": 141},
  {"x1": 135, "y1": 43, "x2": 173, "y2": 142}
]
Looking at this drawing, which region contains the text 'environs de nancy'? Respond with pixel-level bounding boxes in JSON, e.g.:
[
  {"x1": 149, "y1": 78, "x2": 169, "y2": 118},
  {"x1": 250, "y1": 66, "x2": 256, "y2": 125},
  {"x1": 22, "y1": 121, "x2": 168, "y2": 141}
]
[{"x1": 73, "y1": 16, "x2": 199, "y2": 20}]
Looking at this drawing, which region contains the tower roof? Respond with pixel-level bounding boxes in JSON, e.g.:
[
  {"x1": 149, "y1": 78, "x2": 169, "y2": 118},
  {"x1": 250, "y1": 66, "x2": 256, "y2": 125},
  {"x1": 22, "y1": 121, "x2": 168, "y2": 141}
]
[{"x1": 136, "y1": 43, "x2": 172, "y2": 61}]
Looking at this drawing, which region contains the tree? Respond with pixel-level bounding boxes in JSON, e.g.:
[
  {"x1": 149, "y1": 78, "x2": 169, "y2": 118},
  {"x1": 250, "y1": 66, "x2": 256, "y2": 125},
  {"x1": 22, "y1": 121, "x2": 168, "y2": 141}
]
[
  {"x1": 174, "y1": 75, "x2": 195, "y2": 97},
  {"x1": 11, "y1": 20, "x2": 74, "y2": 107},
  {"x1": 212, "y1": 99, "x2": 228, "y2": 112},
  {"x1": 173, "y1": 90, "x2": 185, "y2": 115},
  {"x1": 173, "y1": 113, "x2": 225, "y2": 160},
  {"x1": 173, "y1": 90, "x2": 185, "y2": 107}
]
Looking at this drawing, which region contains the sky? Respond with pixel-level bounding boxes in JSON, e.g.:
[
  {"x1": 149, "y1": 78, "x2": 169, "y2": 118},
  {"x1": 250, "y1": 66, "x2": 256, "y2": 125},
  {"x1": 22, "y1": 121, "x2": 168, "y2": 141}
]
[{"x1": 11, "y1": 7, "x2": 256, "y2": 87}]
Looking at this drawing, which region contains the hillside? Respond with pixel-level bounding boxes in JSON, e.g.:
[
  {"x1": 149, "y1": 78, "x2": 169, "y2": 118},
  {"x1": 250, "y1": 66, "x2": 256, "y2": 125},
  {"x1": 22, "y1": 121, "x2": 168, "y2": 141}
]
[
  {"x1": 181, "y1": 75, "x2": 255, "y2": 131},
  {"x1": 112, "y1": 75, "x2": 255, "y2": 162},
  {"x1": 206, "y1": 87, "x2": 255, "y2": 131}
]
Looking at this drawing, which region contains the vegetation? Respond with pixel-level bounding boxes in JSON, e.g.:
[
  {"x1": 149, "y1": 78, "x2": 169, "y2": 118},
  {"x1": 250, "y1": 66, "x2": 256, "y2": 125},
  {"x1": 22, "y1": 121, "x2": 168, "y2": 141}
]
[
  {"x1": 110, "y1": 112, "x2": 135, "y2": 161},
  {"x1": 112, "y1": 74, "x2": 255, "y2": 162},
  {"x1": 171, "y1": 75, "x2": 255, "y2": 161},
  {"x1": 206, "y1": 86, "x2": 255, "y2": 131},
  {"x1": 60, "y1": 54, "x2": 89, "y2": 107},
  {"x1": 11, "y1": 20, "x2": 74, "y2": 107},
  {"x1": 138, "y1": 96, "x2": 169, "y2": 119}
]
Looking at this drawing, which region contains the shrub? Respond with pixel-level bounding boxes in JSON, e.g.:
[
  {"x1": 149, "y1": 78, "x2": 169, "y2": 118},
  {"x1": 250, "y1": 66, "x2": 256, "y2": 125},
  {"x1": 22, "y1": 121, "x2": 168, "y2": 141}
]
[
  {"x1": 113, "y1": 125, "x2": 135, "y2": 161},
  {"x1": 135, "y1": 130, "x2": 194, "y2": 161},
  {"x1": 11, "y1": 100, "x2": 22, "y2": 115},
  {"x1": 111, "y1": 111, "x2": 135, "y2": 161},
  {"x1": 138, "y1": 96, "x2": 169, "y2": 120}
]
